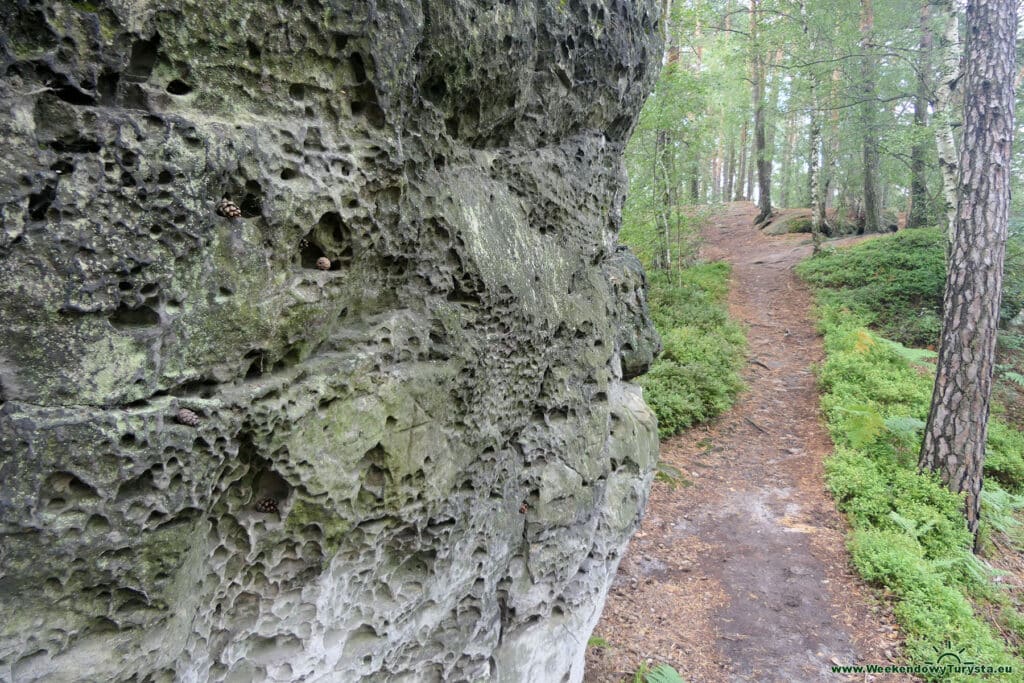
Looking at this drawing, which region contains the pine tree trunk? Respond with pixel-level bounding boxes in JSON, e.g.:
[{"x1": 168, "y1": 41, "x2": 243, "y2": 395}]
[
  {"x1": 919, "y1": 0, "x2": 1016, "y2": 545},
  {"x1": 689, "y1": 167, "x2": 700, "y2": 203},
  {"x1": 754, "y1": 92, "x2": 771, "y2": 222},
  {"x1": 907, "y1": 2, "x2": 933, "y2": 229},
  {"x1": 747, "y1": 139, "x2": 755, "y2": 202}
]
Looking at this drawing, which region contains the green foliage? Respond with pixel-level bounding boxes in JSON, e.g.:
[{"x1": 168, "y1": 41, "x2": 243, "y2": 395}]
[
  {"x1": 1002, "y1": 223, "x2": 1024, "y2": 325},
  {"x1": 981, "y1": 486, "x2": 1024, "y2": 543},
  {"x1": 984, "y1": 421, "x2": 1024, "y2": 493},
  {"x1": 834, "y1": 402, "x2": 886, "y2": 449},
  {"x1": 883, "y1": 415, "x2": 926, "y2": 439},
  {"x1": 1001, "y1": 370, "x2": 1024, "y2": 388},
  {"x1": 847, "y1": 528, "x2": 1017, "y2": 679},
  {"x1": 795, "y1": 226, "x2": 1024, "y2": 352},
  {"x1": 633, "y1": 662, "x2": 685, "y2": 683},
  {"x1": 622, "y1": 62, "x2": 714, "y2": 269},
  {"x1": 807, "y1": 287, "x2": 1024, "y2": 678},
  {"x1": 795, "y1": 228, "x2": 947, "y2": 346},
  {"x1": 878, "y1": 338, "x2": 938, "y2": 366},
  {"x1": 637, "y1": 265, "x2": 746, "y2": 438},
  {"x1": 587, "y1": 635, "x2": 610, "y2": 649},
  {"x1": 998, "y1": 331, "x2": 1024, "y2": 352}
]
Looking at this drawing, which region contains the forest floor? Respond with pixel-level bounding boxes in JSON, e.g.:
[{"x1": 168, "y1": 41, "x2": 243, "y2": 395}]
[{"x1": 585, "y1": 202, "x2": 911, "y2": 682}]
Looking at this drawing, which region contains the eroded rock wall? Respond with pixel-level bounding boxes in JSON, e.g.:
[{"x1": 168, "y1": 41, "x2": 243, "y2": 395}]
[{"x1": 0, "y1": 1, "x2": 662, "y2": 681}]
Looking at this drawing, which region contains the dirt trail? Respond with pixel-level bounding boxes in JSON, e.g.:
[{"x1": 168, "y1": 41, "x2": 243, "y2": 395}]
[{"x1": 586, "y1": 203, "x2": 908, "y2": 682}]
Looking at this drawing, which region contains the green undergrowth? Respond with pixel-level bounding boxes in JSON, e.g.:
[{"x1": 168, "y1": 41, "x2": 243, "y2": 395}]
[
  {"x1": 638, "y1": 264, "x2": 746, "y2": 439},
  {"x1": 803, "y1": 290, "x2": 1024, "y2": 680},
  {"x1": 795, "y1": 226, "x2": 1024, "y2": 348},
  {"x1": 795, "y1": 227, "x2": 947, "y2": 346}
]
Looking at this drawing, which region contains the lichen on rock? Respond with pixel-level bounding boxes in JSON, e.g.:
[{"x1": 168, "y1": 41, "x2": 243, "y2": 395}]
[{"x1": 0, "y1": 1, "x2": 662, "y2": 681}]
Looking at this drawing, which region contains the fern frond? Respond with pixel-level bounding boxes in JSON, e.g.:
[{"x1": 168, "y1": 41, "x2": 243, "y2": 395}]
[
  {"x1": 884, "y1": 416, "x2": 926, "y2": 437},
  {"x1": 879, "y1": 337, "x2": 938, "y2": 364},
  {"x1": 836, "y1": 402, "x2": 886, "y2": 448},
  {"x1": 645, "y1": 664, "x2": 686, "y2": 683},
  {"x1": 1001, "y1": 371, "x2": 1024, "y2": 388}
]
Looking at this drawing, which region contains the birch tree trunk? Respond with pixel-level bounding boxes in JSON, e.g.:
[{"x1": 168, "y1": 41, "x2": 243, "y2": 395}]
[
  {"x1": 653, "y1": 130, "x2": 672, "y2": 269},
  {"x1": 661, "y1": 0, "x2": 674, "y2": 65},
  {"x1": 933, "y1": 0, "x2": 964, "y2": 244},
  {"x1": 809, "y1": 110, "x2": 824, "y2": 251},
  {"x1": 735, "y1": 119, "x2": 748, "y2": 200},
  {"x1": 725, "y1": 137, "x2": 736, "y2": 202}
]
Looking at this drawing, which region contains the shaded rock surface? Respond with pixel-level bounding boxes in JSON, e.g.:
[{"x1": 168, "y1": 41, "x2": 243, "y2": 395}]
[{"x1": 0, "y1": 1, "x2": 661, "y2": 681}]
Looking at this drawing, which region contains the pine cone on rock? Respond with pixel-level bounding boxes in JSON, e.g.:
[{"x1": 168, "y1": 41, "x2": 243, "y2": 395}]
[
  {"x1": 176, "y1": 408, "x2": 201, "y2": 426},
  {"x1": 216, "y1": 198, "x2": 242, "y2": 218},
  {"x1": 316, "y1": 256, "x2": 332, "y2": 270},
  {"x1": 255, "y1": 497, "x2": 279, "y2": 513}
]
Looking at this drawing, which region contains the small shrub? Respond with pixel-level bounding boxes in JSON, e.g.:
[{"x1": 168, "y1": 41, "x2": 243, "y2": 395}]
[{"x1": 638, "y1": 264, "x2": 746, "y2": 438}]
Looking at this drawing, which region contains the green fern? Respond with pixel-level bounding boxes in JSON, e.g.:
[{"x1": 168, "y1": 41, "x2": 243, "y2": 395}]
[
  {"x1": 1001, "y1": 370, "x2": 1024, "y2": 388},
  {"x1": 998, "y1": 331, "x2": 1024, "y2": 351},
  {"x1": 930, "y1": 551, "x2": 997, "y2": 587},
  {"x1": 645, "y1": 664, "x2": 686, "y2": 683},
  {"x1": 634, "y1": 663, "x2": 685, "y2": 683},
  {"x1": 982, "y1": 485, "x2": 1024, "y2": 542},
  {"x1": 888, "y1": 510, "x2": 936, "y2": 542},
  {"x1": 884, "y1": 413, "x2": 925, "y2": 440},
  {"x1": 884, "y1": 415, "x2": 926, "y2": 437},
  {"x1": 879, "y1": 337, "x2": 937, "y2": 364},
  {"x1": 836, "y1": 402, "x2": 886, "y2": 448}
]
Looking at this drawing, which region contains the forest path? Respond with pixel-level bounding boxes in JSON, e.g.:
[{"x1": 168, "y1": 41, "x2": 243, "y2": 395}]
[{"x1": 586, "y1": 203, "x2": 908, "y2": 682}]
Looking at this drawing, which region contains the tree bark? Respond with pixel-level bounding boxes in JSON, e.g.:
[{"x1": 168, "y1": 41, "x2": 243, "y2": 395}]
[
  {"x1": 933, "y1": 0, "x2": 963, "y2": 244},
  {"x1": 809, "y1": 110, "x2": 824, "y2": 250},
  {"x1": 725, "y1": 136, "x2": 736, "y2": 202},
  {"x1": 661, "y1": 0, "x2": 674, "y2": 65},
  {"x1": 653, "y1": 129, "x2": 673, "y2": 269},
  {"x1": 689, "y1": 158, "x2": 700, "y2": 203},
  {"x1": 751, "y1": 0, "x2": 772, "y2": 224},
  {"x1": 919, "y1": 0, "x2": 1016, "y2": 546},
  {"x1": 860, "y1": 0, "x2": 883, "y2": 234},
  {"x1": 907, "y1": 1, "x2": 933, "y2": 229},
  {"x1": 824, "y1": 68, "x2": 842, "y2": 212},
  {"x1": 735, "y1": 119, "x2": 748, "y2": 200}
]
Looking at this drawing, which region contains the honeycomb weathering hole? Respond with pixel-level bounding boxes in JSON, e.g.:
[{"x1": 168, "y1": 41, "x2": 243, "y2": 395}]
[
  {"x1": 255, "y1": 470, "x2": 290, "y2": 501},
  {"x1": 166, "y1": 79, "x2": 193, "y2": 95}
]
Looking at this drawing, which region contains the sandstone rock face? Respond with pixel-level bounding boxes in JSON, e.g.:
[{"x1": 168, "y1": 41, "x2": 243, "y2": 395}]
[{"x1": 0, "y1": 2, "x2": 661, "y2": 681}]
